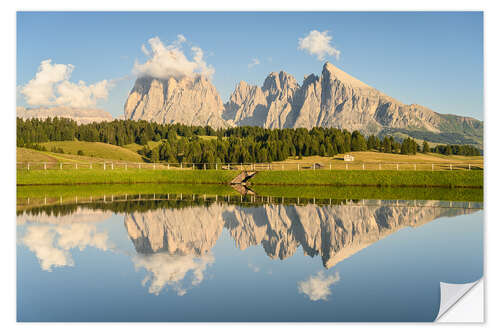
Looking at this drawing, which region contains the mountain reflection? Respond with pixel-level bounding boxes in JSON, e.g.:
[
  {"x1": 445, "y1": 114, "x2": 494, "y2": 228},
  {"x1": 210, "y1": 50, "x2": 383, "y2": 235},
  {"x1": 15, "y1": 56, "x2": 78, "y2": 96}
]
[
  {"x1": 125, "y1": 202, "x2": 477, "y2": 269},
  {"x1": 18, "y1": 200, "x2": 480, "y2": 296}
]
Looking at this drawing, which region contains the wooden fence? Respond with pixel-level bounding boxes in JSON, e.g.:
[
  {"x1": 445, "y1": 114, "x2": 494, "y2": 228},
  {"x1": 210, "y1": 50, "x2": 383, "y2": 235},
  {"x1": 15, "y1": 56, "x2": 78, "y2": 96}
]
[{"x1": 16, "y1": 161, "x2": 483, "y2": 171}]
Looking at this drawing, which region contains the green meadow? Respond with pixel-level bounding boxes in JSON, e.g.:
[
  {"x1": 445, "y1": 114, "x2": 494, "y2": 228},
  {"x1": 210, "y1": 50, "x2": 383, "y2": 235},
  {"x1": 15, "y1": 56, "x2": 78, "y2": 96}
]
[{"x1": 17, "y1": 168, "x2": 483, "y2": 188}]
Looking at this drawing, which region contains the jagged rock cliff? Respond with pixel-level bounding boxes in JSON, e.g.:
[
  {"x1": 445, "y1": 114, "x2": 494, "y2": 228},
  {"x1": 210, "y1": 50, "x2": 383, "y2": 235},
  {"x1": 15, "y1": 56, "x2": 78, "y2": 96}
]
[
  {"x1": 224, "y1": 63, "x2": 483, "y2": 142},
  {"x1": 17, "y1": 106, "x2": 113, "y2": 125},
  {"x1": 123, "y1": 62, "x2": 483, "y2": 145},
  {"x1": 124, "y1": 76, "x2": 228, "y2": 128},
  {"x1": 223, "y1": 72, "x2": 299, "y2": 128}
]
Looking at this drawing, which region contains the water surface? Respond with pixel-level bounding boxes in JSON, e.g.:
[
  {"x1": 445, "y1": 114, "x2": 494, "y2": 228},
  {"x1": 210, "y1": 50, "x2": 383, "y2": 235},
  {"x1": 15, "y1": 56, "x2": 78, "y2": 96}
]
[{"x1": 17, "y1": 193, "x2": 483, "y2": 322}]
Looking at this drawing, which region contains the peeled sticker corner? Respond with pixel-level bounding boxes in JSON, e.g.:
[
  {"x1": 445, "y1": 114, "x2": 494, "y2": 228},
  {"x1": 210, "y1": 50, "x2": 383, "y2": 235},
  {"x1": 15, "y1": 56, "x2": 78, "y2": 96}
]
[{"x1": 435, "y1": 279, "x2": 483, "y2": 322}]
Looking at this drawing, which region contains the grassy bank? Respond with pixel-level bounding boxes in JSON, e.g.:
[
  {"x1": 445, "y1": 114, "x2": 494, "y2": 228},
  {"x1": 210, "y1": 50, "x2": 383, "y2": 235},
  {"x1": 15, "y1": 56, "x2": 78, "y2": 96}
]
[
  {"x1": 17, "y1": 169, "x2": 239, "y2": 185},
  {"x1": 250, "y1": 170, "x2": 483, "y2": 188},
  {"x1": 17, "y1": 169, "x2": 483, "y2": 188}
]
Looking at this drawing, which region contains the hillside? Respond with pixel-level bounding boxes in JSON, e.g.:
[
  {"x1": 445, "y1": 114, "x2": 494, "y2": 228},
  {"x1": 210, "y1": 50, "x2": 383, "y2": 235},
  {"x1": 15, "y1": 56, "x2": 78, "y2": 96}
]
[{"x1": 18, "y1": 141, "x2": 145, "y2": 164}]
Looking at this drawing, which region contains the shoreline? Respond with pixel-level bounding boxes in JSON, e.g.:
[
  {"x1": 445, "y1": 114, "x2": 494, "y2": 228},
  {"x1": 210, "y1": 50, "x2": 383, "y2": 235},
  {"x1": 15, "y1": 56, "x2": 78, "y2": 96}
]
[{"x1": 17, "y1": 169, "x2": 483, "y2": 188}]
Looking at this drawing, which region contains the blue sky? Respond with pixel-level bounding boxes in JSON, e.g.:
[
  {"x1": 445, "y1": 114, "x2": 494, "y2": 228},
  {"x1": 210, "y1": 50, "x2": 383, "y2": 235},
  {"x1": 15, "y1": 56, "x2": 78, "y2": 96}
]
[{"x1": 17, "y1": 11, "x2": 483, "y2": 120}]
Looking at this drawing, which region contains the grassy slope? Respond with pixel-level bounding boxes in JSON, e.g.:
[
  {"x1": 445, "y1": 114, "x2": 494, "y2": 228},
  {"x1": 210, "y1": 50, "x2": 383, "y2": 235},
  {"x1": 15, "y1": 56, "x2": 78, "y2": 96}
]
[
  {"x1": 268, "y1": 152, "x2": 483, "y2": 171},
  {"x1": 39, "y1": 141, "x2": 144, "y2": 162},
  {"x1": 123, "y1": 140, "x2": 163, "y2": 154},
  {"x1": 279, "y1": 151, "x2": 483, "y2": 164}
]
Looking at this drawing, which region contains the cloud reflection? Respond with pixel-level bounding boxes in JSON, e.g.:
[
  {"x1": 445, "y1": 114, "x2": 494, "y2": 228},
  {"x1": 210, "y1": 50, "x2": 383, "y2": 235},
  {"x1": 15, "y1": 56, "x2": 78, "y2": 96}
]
[
  {"x1": 132, "y1": 253, "x2": 214, "y2": 296},
  {"x1": 298, "y1": 271, "x2": 340, "y2": 301},
  {"x1": 21, "y1": 224, "x2": 112, "y2": 271}
]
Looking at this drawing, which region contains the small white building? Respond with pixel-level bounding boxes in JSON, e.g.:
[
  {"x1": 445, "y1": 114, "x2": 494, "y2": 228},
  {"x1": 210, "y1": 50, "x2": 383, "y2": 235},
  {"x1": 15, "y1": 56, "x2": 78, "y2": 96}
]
[{"x1": 344, "y1": 154, "x2": 355, "y2": 162}]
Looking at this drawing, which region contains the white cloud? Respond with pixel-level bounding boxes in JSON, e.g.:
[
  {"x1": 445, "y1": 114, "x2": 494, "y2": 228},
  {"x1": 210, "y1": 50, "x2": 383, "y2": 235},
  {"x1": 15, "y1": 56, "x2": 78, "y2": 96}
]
[
  {"x1": 20, "y1": 59, "x2": 112, "y2": 108},
  {"x1": 298, "y1": 30, "x2": 340, "y2": 61},
  {"x1": 248, "y1": 58, "x2": 260, "y2": 68},
  {"x1": 298, "y1": 271, "x2": 340, "y2": 301},
  {"x1": 133, "y1": 253, "x2": 214, "y2": 296},
  {"x1": 133, "y1": 35, "x2": 215, "y2": 80}
]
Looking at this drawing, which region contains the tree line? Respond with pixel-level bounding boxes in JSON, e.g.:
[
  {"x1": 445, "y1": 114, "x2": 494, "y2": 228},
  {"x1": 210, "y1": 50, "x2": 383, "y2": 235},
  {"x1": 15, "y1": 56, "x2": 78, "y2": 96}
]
[{"x1": 16, "y1": 117, "x2": 482, "y2": 165}]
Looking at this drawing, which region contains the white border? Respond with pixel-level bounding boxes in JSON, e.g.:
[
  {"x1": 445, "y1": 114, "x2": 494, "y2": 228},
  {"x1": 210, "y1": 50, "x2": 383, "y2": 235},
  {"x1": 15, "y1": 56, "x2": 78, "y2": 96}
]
[{"x1": 2, "y1": 1, "x2": 498, "y2": 332}]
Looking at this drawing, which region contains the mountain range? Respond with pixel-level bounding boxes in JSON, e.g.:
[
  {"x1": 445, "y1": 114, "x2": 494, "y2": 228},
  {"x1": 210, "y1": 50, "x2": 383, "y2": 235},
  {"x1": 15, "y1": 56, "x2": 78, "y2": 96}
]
[
  {"x1": 124, "y1": 62, "x2": 483, "y2": 146},
  {"x1": 17, "y1": 106, "x2": 113, "y2": 125}
]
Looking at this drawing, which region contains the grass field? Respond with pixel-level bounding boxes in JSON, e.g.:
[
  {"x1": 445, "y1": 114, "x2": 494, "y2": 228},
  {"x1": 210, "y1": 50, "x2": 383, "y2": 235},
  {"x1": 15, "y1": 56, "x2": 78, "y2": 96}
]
[
  {"x1": 39, "y1": 141, "x2": 145, "y2": 162},
  {"x1": 17, "y1": 169, "x2": 240, "y2": 186},
  {"x1": 249, "y1": 170, "x2": 483, "y2": 188},
  {"x1": 262, "y1": 152, "x2": 483, "y2": 171},
  {"x1": 16, "y1": 168, "x2": 483, "y2": 189}
]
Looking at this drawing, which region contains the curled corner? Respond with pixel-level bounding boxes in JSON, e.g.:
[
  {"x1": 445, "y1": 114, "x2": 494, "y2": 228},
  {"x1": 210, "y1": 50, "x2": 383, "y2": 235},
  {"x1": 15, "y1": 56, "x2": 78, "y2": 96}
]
[{"x1": 435, "y1": 279, "x2": 482, "y2": 321}]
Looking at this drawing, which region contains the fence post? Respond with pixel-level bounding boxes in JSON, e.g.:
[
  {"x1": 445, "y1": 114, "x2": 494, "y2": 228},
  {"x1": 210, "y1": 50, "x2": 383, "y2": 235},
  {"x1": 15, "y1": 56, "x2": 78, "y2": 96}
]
[
  {"x1": 215, "y1": 163, "x2": 217, "y2": 170},
  {"x1": 346, "y1": 163, "x2": 348, "y2": 170},
  {"x1": 469, "y1": 164, "x2": 471, "y2": 171},
  {"x1": 139, "y1": 163, "x2": 141, "y2": 169},
  {"x1": 167, "y1": 163, "x2": 170, "y2": 170},
  {"x1": 268, "y1": 164, "x2": 270, "y2": 171},
  {"x1": 125, "y1": 164, "x2": 127, "y2": 170},
  {"x1": 75, "y1": 163, "x2": 78, "y2": 170},
  {"x1": 297, "y1": 163, "x2": 300, "y2": 171},
  {"x1": 27, "y1": 163, "x2": 29, "y2": 171},
  {"x1": 313, "y1": 163, "x2": 315, "y2": 171},
  {"x1": 204, "y1": 163, "x2": 206, "y2": 170},
  {"x1": 44, "y1": 162, "x2": 46, "y2": 170},
  {"x1": 363, "y1": 163, "x2": 365, "y2": 170},
  {"x1": 432, "y1": 164, "x2": 434, "y2": 171},
  {"x1": 153, "y1": 163, "x2": 156, "y2": 170},
  {"x1": 330, "y1": 163, "x2": 331, "y2": 170},
  {"x1": 379, "y1": 163, "x2": 381, "y2": 170},
  {"x1": 90, "y1": 163, "x2": 92, "y2": 169},
  {"x1": 111, "y1": 163, "x2": 114, "y2": 170},
  {"x1": 228, "y1": 164, "x2": 230, "y2": 170},
  {"x1": 192, "y1": 164, "x2": 194, "y2": 170},
  {"x1": 450, "y1": 164, "x2": 452, "y2": 171},
  {"x1": 396, "y1": 163, "x2": 399, "y2": 171},
  {"x1": 104, "y1": 163, "x2": 106, "y2": 170}
]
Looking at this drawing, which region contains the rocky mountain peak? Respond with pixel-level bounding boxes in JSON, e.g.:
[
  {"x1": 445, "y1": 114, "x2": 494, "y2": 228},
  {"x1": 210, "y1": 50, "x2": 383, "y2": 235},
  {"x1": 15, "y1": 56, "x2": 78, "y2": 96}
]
[
  {"x1": 263, "y1": 71, "x2": 299, "y2": 94},
  {"x1": 124, "y1": 74, "x2": 228, "y2": 128},
  {"x1": 322, "y1": 61, "x2": 370, "y2": 89}
]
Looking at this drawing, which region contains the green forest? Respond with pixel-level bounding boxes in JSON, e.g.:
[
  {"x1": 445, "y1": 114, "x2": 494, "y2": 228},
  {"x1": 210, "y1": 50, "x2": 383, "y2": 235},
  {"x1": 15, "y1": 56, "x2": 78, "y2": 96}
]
[{"x1": 17, "y1": 117, "x2": 482, "y2": 165}]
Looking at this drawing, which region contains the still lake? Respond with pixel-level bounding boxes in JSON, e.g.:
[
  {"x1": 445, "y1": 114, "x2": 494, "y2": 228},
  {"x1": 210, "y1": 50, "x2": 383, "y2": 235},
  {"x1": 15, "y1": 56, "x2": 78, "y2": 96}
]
[{"x1": 17, "y1": 191, "x2": 483, "y2": 322}]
